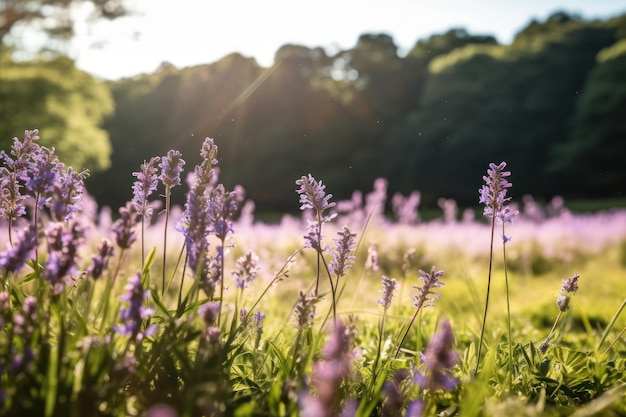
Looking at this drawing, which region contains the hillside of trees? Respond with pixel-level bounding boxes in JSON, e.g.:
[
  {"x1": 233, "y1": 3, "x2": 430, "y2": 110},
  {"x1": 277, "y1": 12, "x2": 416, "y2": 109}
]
[{"x1": 2, "y1": 10, "x2": 626, "y2": 215}]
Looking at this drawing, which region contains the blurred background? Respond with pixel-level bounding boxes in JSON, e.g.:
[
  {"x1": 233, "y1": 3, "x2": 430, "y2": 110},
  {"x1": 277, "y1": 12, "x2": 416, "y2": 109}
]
[{"x1": 1, "y1": 0, "x2": 625, "y2": 217}]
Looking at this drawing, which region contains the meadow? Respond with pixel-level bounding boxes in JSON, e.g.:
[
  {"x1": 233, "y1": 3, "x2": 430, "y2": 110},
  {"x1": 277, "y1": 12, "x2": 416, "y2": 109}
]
[{"x1": 0, "y1": 130, "x2": 625, "y2": 417}]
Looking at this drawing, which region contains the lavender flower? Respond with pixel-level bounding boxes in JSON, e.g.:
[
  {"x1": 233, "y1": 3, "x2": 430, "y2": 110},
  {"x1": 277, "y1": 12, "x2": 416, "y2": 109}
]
[
  {"x1": 199, "y1": 301, "x2": 221, "y2": 326},
  {"x1": 131, "y1": 156, "x2": 160, "y2": 218},
  {"x1": 233, "y1": 251, "x2": 260, "y2": 289},
  {"x1": 209, "y1": 184, "x2": 238, "y2": 242},
  {"x1": 115, "y1": 273, "x2": 156, "y2": 342},
  {"x1": 43, "y1": 222, "x2": 85, "y2": 294},
  {"x1": 296, "y1": 174, "x2": 336, "y2": 217},
  {"x1": 414, "y1": 319, "x2": 459, "y2": 392},
  {"x1": 365, "y1": 241, "x2": 379, "y2": 272},
  {"x1": 557, "y1": 273, "x2": 580, "y2": 312},
  {"x1": 0, "y1": 169, "x2": 26, "y2": 222},
  {"x1": 48, "y1": 167, "x2": 89, "y2": 222},
  {"x1": 303, "y1": 220, "x2": 324, "y2": 252},
  {"x1": 0, "y1": 225, "x2": 36, "y2": 275},
  {"x1": 300, "y1": 320, "x2": 354, "y2": 417},
  {"x1": 478, "y1": 162, "x2": 518, "y2": 223},
  {"x1": 112, "y1": 202, "x2": 139, "y2": 249},
  {"x1": 329, "y1": 226, "x2": 356, "y2": 277},
  {"x1": 405, "y1": 399, "x2": 424, "y2": 417},
  {"x1": 87, "y1": 238, "x2": 114, "y2": 280},
  {"x1": 159, "y1": 149, "x2": 185, "y2": 188},
  {"x1": 411, "y1": 267, "x2": 445, "y2": 310},
  {"x1": 381, "y1": 369, "x2": 410, "y2": 417},
  {"x1": 294, "y1": 291, "x2": 318, "y2": 330},
  {"x1": 24, "y1": 146, "x2": 64, "y2": 205},
  {"x1": 0, "y1": 129, "x2": 41, "y2": 176},
  {"x1": 378, "y1": 276, "x2": 397, "y2": 310}
]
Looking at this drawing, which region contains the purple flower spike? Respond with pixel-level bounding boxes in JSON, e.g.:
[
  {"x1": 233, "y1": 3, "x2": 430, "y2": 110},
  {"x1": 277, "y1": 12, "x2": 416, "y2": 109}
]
[
  {"x1": 112, "y1": 202, "x2": 139, "y2": 249},
  {"x1": 233, "y1": 251, "x2": 260, "y2": 289},
  {"x1": 159, "y1": 149, "x2": 185, "y2": 189},
  {"x1": 48, "y1": 167, "x2": 90, "y2": 222},
  {"x1": 329, "y1": 226, "x2": 356, "y2": 277},
  {"x1": 415, "y1": 319, "x2": 459, "y2": 392},
  {"x1": 0, "y1": 225, "x2": 37, "y2": 275},
  {"x1": 294, "y1": 291, "x2": 317, "y2": 329},
  {"x1": 478, "y1": 161, "x2": 518, "y2": 223},
  {"x1": 115, "y1": 273, "x2": 156, "y2": 342},
  {"x1": 378, "y1": 275, "x2": 397, "y2": 310},
  {"x1": 131, "y1": 156, "x2": 160, "y2": 219},
  {"x1": 557, "y1": 273, "x2": 580, "y2": 312},
  {"x1": 25, "y1": 146, "x2": 64, "y2": 204},
  {"x1": 87, "y1": 238, "x2": 114, "y2": 280},
  {"x1": 296, "y1": 174, "x2": 336, "y2": 216},
  {"x1": 411, "y1": 266, "x2": 445, "y2": 310}
]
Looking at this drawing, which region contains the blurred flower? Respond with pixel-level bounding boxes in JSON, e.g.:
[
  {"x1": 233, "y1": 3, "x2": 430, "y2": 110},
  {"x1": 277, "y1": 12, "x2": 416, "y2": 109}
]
[
  {"x1": 294, "y1": 291, "x2": 317, "y2": 330},
  {"x1": 0, "y1": 225, "x2": 36, "y2": 275},
  {"x1": 382, "y1": 369, "x2": 410, "y2": 417},
  {"x1": 405, "y1": 399, "x2": 424, "y2": 417},
  {"x1": 159, "y1": 149, "x2": 185, "y2": 188},
  {"x1": 329, "y1": 226, "x2": 356, "y2": 277},
  {"x1": 365, "y1": 241, "x2": 379, "y2": 272},
  {"x1": 112, "y1": 202, "x2": 139, "y2": 249},
  {"x1": 414, "y1": 319, "x2": 459, "y2": 392},
  {"x1": 378, "y1": 275, "x2": 397, "y2": 310},
  {"x1": 115, "y1": 273, "x2": 156, "y2": 342},
  {"x1": 199, "y1": 301, "x2": 220, "y2": 326},
  {"x1": 233, "y1": 251, "x2": 259, "y2": 289},
  {"x1": 300, "y1": 320, "x2": 355, "y2": 417},
  {"x1": 131, "y1": 156, "x2": 160, "y2": 219},
  {"x1": 411, "y1": 266, "x2": 445, "y2": 310},
  {"x1": 87, "y1": 238, "x2": 114, "y2": 280}
]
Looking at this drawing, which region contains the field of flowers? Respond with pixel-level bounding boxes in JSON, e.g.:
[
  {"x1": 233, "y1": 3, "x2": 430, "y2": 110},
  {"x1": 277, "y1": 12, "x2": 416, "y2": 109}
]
[{"x1": 1, "y1": 130, "x2": 625, "y2": 417}]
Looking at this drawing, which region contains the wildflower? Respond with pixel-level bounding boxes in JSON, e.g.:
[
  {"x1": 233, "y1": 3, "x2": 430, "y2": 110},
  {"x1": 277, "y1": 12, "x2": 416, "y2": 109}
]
[
  {"x1": 43, "y1": 222, "x2": 85, "y2": 294},
  {"x1": 209, "y1": 184, "x2": 238, "y2": 241},
  {"x1": 0, "y1": 129, "x2": 41, "y2": 176},
  {"x1": 112, "y1": 202, "x2": 139, "y2": 249},
  {"x1": 300, "y1": 320, "x2": 355, "y2": 417},
  {"x1": 329, "y1": 226, "x2": 356, "y2": 277},
  {"x1": 0, "y1": 225, "x2": 37, "y2": 275},
  {"x1": 253, "y1": 310, "x2": 266, "y2": 329},
  {"x1": 159, "y1": 149, "x2": 186, "y2": 189},
  {"x1": 557, "y1": 273, "x2": 580, "y2": 312},
  {"x1": 294, "y1": 291, "x2": 317, "y2": 330},
  {"x1": 414, "y1": 319, "x2": 459, "y2": 392},
  {"x1": 115, "y1": 273, "x2": 156, "y2": 342},
  {"x1": 24, "y1": 146, "x2": 64, "y2": 205},
  {"x1": 381, "y1": 369, "x2": 411, "y2": 417},
  {"x1": 296, "y1": 174, "x2": 336, "y2": 217},
  {"x1": 405, "y1": 399, "x2": 424, "y2": 417},
  {"x1": 303, "y1": 220, "x2": 325, "y2": 252},
  {"x1": 233, "y1": 251, "x2": 260, "y2": 289},
  {"x1": 132, "y1": 156, "x2": 160, "y2": 219},
  {"x1": 411, "y1": 267, "x2": 445, "y2": 310},
  {"x1": 48, "y1": 167, "x2": 90, "y2": 222},
  {"x1": 0, "y1": 169, "x2": 26, "y2": 222},
  {"x1": 199, "y1": 301, "x2": 221, "y2": 326},
  {"x1": 478, "y1": 161, "x2": 518, "y2": 223},
  {"x1": 365, "y1": 241, "x2": 379, "y2": 272},
  {"x1": 378, "y1": 275, "x2": 397, "y2": 310},
  {"x1": 87, "y1": 238, "x2": 114, "y2": 280}
]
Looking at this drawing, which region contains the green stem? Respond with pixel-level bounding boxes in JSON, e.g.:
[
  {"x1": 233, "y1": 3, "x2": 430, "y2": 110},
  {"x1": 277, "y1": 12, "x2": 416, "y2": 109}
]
[
  {"x1": 502, "y1": 222, "x2": 514, "y2": 387},
  {"x1": 162, "y1": 186, "x2": 171, "y2": 296},
  {"x1": 598, "y1": 297, "x2": 626, "y2": 350},
  {"x1": 475, "y1": 215, "x2": 496, "y2": 375}
]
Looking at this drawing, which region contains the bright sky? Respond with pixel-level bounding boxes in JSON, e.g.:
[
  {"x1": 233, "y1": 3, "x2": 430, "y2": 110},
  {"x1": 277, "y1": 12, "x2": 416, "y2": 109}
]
[{"x1": 70, "y1": 0, "x2": 626, "y2": 80}]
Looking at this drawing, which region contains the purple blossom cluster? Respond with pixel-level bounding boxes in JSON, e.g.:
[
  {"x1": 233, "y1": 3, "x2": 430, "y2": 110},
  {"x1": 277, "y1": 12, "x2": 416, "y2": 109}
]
[
  {"x1": 43, "y1": 222, "x2": 85, "y2": 294},
  {"x1": 115, "y1": 273, "x2": 156, "y2": 342},
  {"x1": 233, "y1": 251, "x2": 259, "y2": 289},
  {"x1": 132, "y1": 157, "x2": 161, "y2": 219},
  {"x1": 159, "y1": 149, "x2": 185, "y2": 189},
  {"x1": 411, "y1": 267, "x2": 445, "y2": 310},
  {"x1": 300, "y1": 320, "x2": 355, "y2": 417},
  {"x1": 479, "y1": 161, "x2": 518, "y2": 224},
  {"x1": 378, "y1": 275, "x2": 397, "y2": 310},
  {"x1": 557, "y1": 273, "x2": 580, "y2": 312},
  {"x1": 294, "y1": 291, "x2": 317, "y2": 330},
  {"x1": 87, "y1": 238, "x2": 114, "y2": 280},
  {"x1": 328, "y1": 226, "x2": 356, "y2": 278},
  {"x1": 296, "y1": 174, "x2": 336, "y2": 218},
  {"x1": 0, "y1": 225, "x2": 37, "y2": 275},
  {"x1": 112, "y1": 202, "x2": 139, "y2": 249},
  {"x1": 414, "y1": 319, "x2": 459, "y2": 392}
]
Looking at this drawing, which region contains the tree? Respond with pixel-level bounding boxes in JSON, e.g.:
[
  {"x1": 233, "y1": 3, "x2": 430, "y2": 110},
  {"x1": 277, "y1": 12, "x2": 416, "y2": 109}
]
[
  {"x1": 0, "y1": 0, "x2": 128, "y2": 49},
  {"x1": 0, "y1": 53, "x2": 114, "y2": 171}
]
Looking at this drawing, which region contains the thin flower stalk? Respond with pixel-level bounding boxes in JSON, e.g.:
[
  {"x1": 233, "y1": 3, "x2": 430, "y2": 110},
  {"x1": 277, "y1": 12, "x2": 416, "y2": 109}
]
[
  {"x1": 395, "y1": 266, "x2": 444, "y2": 359},
  {"x1": 475, "y1": 161, "x2": 515, "y2": 374},
  {"x1": 372, "y1": 275, "x2": 397, "y2": 392},
  {"x1": 539, "y1": 274, "x2": 580, "y2": 353},
  {"x1": 131, "y1": 156, "x2": 160, "y2": 269},
  {"x1": 158, "y1": 149, "x2": 185, "y2": 295}
]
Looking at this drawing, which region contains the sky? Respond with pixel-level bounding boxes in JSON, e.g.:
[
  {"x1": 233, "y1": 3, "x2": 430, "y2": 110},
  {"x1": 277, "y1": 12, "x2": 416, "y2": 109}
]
[{"x1": 69, "y1": 0, "x2": 626, "y2": 81}]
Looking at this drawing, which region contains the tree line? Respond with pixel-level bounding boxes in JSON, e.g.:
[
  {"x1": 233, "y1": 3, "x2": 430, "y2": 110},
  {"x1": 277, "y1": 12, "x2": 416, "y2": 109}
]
[{"x1": 2, "y1": 10, "x2": 626, "y2": 215}]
